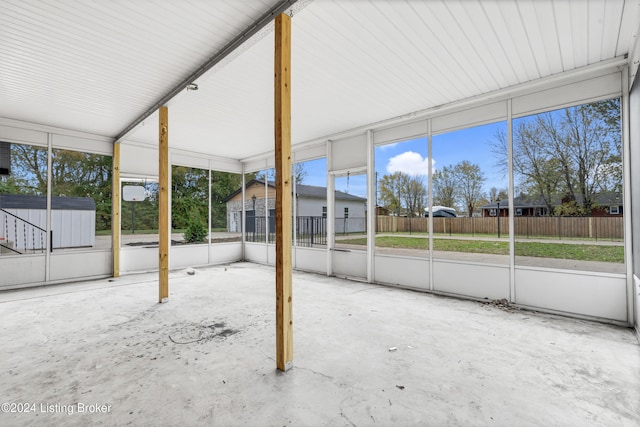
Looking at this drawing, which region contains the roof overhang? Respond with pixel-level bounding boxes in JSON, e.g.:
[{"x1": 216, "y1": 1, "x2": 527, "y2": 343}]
[{"x1": 2, "y1": 0, "x2": 639, "y2": 164}]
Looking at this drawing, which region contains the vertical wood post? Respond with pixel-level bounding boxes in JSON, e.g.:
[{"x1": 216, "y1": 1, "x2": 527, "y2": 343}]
[
  {"x1": 159, "y1": 106, "x2": 169, "y2": 303},
  {"x1": 274, "y1": 12, "x2": 293, "y2": 372},
  {"x1": 112, "y1": 143, "x2": 121, "y2": 277}
]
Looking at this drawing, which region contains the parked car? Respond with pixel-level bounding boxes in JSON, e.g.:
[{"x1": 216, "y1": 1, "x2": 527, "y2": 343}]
[{"x1": 424, "y1": 206, "x2": 457, "y2": 218}]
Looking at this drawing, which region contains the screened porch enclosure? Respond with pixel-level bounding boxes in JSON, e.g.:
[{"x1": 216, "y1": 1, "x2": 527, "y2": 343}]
[{"x1": 0, "y1": 0, "x2": 638, "y2": 330}]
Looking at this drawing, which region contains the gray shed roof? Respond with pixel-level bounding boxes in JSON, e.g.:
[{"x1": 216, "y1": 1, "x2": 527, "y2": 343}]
[
  {"x1": 224, "y1": 179, "x2": 366, "y2": 203},
  {"x1": 0, "y1": 194, "x2": 96, "y2": 211},
  {"x1": 295, "y1": 183, "x2": 366, "y2": 202}
]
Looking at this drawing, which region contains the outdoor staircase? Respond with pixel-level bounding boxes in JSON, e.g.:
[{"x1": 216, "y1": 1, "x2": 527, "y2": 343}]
[{"x1": 0, "y1": 208, "x2": 47, "y2": 255}]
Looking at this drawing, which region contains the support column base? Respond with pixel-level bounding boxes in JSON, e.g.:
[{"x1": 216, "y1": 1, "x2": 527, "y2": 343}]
[{"x1": 277, "y1": 361, "x2": 293, "y2": 372}]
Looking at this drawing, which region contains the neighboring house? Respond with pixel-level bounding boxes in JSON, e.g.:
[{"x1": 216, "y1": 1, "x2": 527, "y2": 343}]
[
  {"x1": 224, "y1": 180, "x2": 367, "y2": 233},
  {"x1": 375, "y1": 205, "x2": 390, "y2": 216},
  {"x1": 480, "y1": 194, "x2": 623, "y2": 217}
]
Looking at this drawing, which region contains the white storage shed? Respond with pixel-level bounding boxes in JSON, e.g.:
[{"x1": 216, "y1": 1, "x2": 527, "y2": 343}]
[{"x1": 0, "y1": 194, "x2": 95, "y2": 251}]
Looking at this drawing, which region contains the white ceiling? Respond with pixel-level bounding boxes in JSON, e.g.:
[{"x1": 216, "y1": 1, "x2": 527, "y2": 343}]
[{"x1": 2, "y1": 0, "x2": 639, "y2": 161}]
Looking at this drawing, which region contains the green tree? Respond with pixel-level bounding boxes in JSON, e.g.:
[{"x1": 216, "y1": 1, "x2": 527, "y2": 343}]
[
  {"x1": 4, "y1": 143, "x2": 48, "y2": 194},
  {"x1": 3, "y1": 145, "x2": 113, "y2": 230},
  {"x1": 51, "y1": 150, "x2": 112, "y2": 230},
  {"x1": 432, "y1": 165, "x2": 458, "y2": 209},
  {"x1": 121, "y1": 181, "x2": 158, "y2": 232},
  {"x1": 255, "y1": 163, "x2": 306, "y2": 184},
  {"x1": 171, "y1": 166, "x2": 208, "y2": 230},
  {"x1": 379, "y1": 171, "x2": 426, "y2": 217},
  {"x1": 402, "y1": 174, "x2": 426, "y2": 217},
  {"x1": 493, "y1": 98, "x2": 621, "y2": 215},
  {"x1": 488, "y1": 187, "x2": 508, "y2": 202},
  {"x1": 171, "y1": 166, "x2": 245, "y2": 233},
  {"x1": 211, "y1": 170, "x2": 243, "y2": 229},
  {"x1": 379, "y1": 172, "x2": 404, "y2": 215},
  {"x1": 0, "y1": 175, "x2": 28, "y2": 194},
  {"x1": 455, "y1": 161, "x2": 486, "y2": 217}
]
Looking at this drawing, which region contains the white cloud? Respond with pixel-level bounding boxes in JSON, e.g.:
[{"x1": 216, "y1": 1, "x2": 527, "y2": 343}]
[
  {"x1": 378, "y1": 142, "x2": 398, "y2": 150},
  {"x1": 386, "y1": 151, "x2": 432, "y2": 176}
]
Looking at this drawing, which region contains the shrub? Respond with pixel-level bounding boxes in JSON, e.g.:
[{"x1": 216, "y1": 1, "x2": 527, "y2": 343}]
[{"x1": 184, "y1": 217, "x2": 208, "y2": 243}]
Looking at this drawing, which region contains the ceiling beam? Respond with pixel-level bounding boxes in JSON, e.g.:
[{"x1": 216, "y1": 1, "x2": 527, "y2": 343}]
[{"x1": 115, "y1": 0, "x2": 299, "y2": 142}]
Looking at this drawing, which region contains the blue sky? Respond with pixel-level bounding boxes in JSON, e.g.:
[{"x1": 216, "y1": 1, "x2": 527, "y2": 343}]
[{"x1": 299, "y1": 121, "x2": 507, "y2": 200}]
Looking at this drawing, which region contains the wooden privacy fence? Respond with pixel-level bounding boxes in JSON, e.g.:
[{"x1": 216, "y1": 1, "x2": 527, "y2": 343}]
[{"x1": 376, "y1": 216, "x2": 624, "y2": 240}]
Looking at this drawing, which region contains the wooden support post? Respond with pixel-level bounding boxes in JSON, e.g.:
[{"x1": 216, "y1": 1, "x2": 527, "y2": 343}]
[
  {"x1": 274, "y1": 12, "x2": 293, "y2": 372},
  {"x1": 112, "y1": 143, "x2": 121, "y2": 277},
  {"x1": 159, "y1": 106, "x2": 169, "y2": 303}
]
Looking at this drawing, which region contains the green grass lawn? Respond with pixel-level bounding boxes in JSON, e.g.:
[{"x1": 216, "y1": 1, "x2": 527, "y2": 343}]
[{"x1": 340, "y1": 236, "x2": 624, "y2": 263}]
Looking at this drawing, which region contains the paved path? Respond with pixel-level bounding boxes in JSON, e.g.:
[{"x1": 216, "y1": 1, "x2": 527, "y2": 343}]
[{"x1": 370, "y1": 233, "x2": 624, "y2": 246}]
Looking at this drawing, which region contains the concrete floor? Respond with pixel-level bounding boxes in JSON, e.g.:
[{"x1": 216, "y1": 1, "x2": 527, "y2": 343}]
[{"x1": 1, "y1": 263, "x2": 638, "y2": 426}]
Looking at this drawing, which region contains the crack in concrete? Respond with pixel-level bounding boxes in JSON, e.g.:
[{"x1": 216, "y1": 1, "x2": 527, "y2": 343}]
[{"x1": 293, "y1": 365, "x2": 334, "y2": 380}]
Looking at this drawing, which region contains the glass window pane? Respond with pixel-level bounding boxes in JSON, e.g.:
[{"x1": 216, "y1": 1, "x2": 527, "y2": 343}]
[
  {"x1": 171, "y1": 166, "x2": 208, "y2": 246},
  {"x1": 121, "y1": 179, "x2": 158, "y2": 247},
  {"x1": 295, "y1": 157, "x2": 327, "y2": 248},
  {"x1": 0, "y1": 142, "x2": 48, "y2": 255},
  {"x1": 432, "y1": 121, "x2": 509, "y2": 265},
  {"x1": 212, "y1": 170, "x2": 242, "y2": 243},
  {"x1": 511, "y1": 98, "x2": 624, "y2": 273},
  {"x1": 334, "y1": 173, "x2": 367, "y2": 250},
  {"x1": 244, "y1": 170, "x2": 267, "y2": 243},
  {"x1": 374, "y1": 137, "x2": 429, "y2": 257},
  {"x1": 50, "y1": 149, "x2": 112, "y2": 251}
]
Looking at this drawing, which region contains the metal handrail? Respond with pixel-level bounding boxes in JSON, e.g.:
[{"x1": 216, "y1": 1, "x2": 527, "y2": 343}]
[
  {"x1": 0, "y1": 208, "x2": 46, "y2": 232},
  {"x1": 0, "y1": 243, "x2": 21, "y2": 254}
]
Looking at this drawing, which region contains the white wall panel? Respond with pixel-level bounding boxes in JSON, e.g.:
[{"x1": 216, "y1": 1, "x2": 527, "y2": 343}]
[
  {"x1": 51, "y1": 210, "x2": 95, "y2": 248},
  {"x1": 120, "y1": 247, "x2": 158, "y2": 274},
  {"x1": 0, "y1": 124, "x2": 48, "y2": 146},
  {"x1": 297, "y1": 197, "x2": 325, "y2": 217},
  {"x1": 266, "y1": 244, "x2": 276, "y2": 265},
  {"x1": 171, "y1": 245, "x2": 209, "y2": 269},
  {"x1": 172, "y1": 153, "x2": 209, "y2": 170},
  {"x1": 244, "y1": 242, "x2": 268, "y2": 264},
  {"x1": 330, "y1": 134, "x2": 367, "y2": 172},
  {"x1": 49, "y1": 251, "x2": 111, "y2": 281},
  {"x1": 515, "y1": 268, "x2": 627, "y2": 321},
  {"x1": 210, "y1": 242, "x2": 242, "y2": 264},
  {"x1": 0, "y1": 255, "x2": 45, "y2": 288},
  {"x1": 332, "y1": 250, "x2": 366, "y2": 279},
  {"x1": 294, "y1": 247, "x2": 326, "y2": 273},
  {"x1": 630, "y1": 78, "x2": 640, "y2": 287},
  {"x1": 210, "y1": 158, "x2": 243, "y2": 174},
  {"x1": 166, "y1": 151, "x2": 243, "y2": 173},
  {"x1": 432, "y1": 101, "x2": 507, "y2": 135},
  {"x1": 374, "y1": 120, "x2": 428, "y2": 146},
  {"x1": 52, "y1": 134, "x2": 112, "y2": 156},
  {"x1": 293, "y1": 143, "x2": 326, "y2": 164},
  {"x1": 635, "y1": 275, "x2": 639, "y2": 336},
  {"x1": 512, "y1": 72, "x2": 621, "y2": 117},
  {"x1": 374, "y1": 255, "x2": 429, "y2": 290},
  {"x1": 433, "y1": 261, "x2": 510, "y2": 300},
  {"x1": 243, "y1": 158, "x2": 273, "y2": 174},
  {"x1": 120, "y1": 143, "x2": 158, "y2": 177}
]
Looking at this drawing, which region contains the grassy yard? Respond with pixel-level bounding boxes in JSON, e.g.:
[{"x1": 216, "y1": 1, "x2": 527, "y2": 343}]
[{"x1": 340, "y1": 236, "x2": 624, "y2": 263}]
